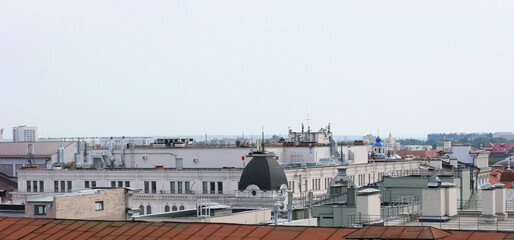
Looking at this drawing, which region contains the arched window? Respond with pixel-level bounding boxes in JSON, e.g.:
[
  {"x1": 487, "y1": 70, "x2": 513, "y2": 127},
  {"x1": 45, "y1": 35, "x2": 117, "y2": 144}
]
[
  {"x1": 139, "y1": 205, "x2": 144, "y2": 215},
  {"x1": 146, "y1": 205, "x2": 152, "y2": 215},
  {"x1": 164, "y1": 205, "x2": 170, "y2": 212},
  {"x1": 172, "y1": 205, "x2": 177, "y2": 211},
  {"x1": 179, "y1": 205, "x2": 185, "y2": 210}
]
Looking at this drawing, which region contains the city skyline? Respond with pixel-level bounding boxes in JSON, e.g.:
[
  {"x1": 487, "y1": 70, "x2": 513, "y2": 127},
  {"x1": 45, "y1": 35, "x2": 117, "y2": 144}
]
[{"x1": 1, "y1": 1, "x2": 513, "y2": 138}]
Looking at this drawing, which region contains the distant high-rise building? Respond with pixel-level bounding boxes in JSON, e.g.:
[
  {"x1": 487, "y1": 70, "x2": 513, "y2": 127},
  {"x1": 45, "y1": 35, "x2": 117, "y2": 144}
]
[
  {"x1": 0, "y1": 128, "x2": 3, "y2": 142},
  {"x1": 12, "y1": 126, "x2": 38, "y2": 142}
]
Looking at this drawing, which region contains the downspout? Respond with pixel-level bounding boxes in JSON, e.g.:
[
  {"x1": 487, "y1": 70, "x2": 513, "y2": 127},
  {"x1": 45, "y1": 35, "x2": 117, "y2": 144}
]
[{"x1": 472, "y1": 154, "x2": 480, "y2": 193}]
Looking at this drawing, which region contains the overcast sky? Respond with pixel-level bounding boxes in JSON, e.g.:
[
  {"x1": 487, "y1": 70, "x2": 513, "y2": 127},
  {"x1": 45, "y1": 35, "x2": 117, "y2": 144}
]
[{"x1": 1, "y1": 1, "x2": 513, "y2": 139}]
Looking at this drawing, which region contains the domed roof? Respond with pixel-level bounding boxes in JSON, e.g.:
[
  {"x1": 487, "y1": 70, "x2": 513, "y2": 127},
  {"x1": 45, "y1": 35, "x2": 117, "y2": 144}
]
[
  {"x1": 238, "y1": 152, "x2": 288, "y2": 191},
  {"x1": 373, "y1": 136, "x2": 383, "y2": 147},
  {"x1": 329, "y1": 166, "x2": 356, "y2": 188},
  {"x1": 494, "y1": 159, "x2": 514, "y2": 168}
]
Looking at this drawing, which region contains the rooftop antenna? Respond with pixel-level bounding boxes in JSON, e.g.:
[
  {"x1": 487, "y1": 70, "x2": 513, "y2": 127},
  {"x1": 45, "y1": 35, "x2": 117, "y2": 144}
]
[
  {"x1": 305, "y1": 113, "x2": 312, "y2": 129},
  {"x1": 261, "y1": 126, "x2": 265, "y2": 152}
]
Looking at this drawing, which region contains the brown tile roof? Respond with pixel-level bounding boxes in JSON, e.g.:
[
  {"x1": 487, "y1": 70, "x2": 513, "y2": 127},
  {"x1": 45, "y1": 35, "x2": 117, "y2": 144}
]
[
  {"x1": 345, "y1": 226, "x2": 451, "y2": 239},
  {"x1": 0, "y1": 217, "x2": 513, "y2": 240}
]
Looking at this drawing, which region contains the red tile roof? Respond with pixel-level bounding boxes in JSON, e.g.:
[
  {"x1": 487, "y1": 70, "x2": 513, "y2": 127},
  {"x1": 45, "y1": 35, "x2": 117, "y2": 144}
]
[
  {"x1": 0, "y1": 217, "x2": 513, "y2": 240},
  {"x1": 486, "y1": 143, "x2": 514, "y2": 154},
  {"x1": 345, "y1": 226, "x2": 450, "y2": 239}
]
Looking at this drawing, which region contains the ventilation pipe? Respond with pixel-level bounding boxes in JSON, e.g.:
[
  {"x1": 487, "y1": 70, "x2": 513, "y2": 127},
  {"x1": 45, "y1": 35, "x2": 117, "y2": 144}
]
[
  {"x1": 74, "y1": 138, "x2": 81, "y2": 164},
  {"x1": 52, "y1": 143, "x2": 66, "y2": 168},
  {"x1": 272, "y1": 202, "x2": 280, "y2": 225}
]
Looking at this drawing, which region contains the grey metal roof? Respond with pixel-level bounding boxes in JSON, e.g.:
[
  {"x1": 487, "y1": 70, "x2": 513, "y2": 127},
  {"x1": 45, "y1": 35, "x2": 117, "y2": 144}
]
[
  {"x1": 238, "y1": 152, "x2": 288, "y2": 191},
  {"x1": 0, "y1": 142, "x2": 74, "y2": 157}
]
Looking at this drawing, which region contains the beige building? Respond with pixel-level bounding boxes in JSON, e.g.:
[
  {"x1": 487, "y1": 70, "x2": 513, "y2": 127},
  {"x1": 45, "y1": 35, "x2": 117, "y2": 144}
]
[{"x1": 25, "y1": 188, "x2": 138, "y2": 220}]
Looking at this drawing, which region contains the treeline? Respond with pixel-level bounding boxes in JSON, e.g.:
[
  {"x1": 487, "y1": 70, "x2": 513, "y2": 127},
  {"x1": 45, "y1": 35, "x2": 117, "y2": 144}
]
[{"x1": 399, "y1": 137, "x2": 514, "y2": 149}]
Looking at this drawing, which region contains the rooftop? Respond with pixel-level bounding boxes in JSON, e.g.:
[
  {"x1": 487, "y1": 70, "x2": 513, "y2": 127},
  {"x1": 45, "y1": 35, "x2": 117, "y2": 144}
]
[
  {"x1": 0, "y1": 141, "x2": 74, "y2": 158},
  {"x1": 0, "y1": 217, "x2": 513, "y2": 239}
]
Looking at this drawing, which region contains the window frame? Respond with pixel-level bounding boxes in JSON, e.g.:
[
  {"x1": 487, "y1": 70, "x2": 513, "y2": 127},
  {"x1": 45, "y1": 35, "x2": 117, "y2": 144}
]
[{"x1": 95, "y1": 201, "x2": 104, "y2": 211}]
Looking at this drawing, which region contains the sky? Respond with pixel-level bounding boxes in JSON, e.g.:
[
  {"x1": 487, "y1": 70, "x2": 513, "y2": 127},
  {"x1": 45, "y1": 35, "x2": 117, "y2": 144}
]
[{"x1": 1, "y1": 1, "x2": 513, "y2": 139}]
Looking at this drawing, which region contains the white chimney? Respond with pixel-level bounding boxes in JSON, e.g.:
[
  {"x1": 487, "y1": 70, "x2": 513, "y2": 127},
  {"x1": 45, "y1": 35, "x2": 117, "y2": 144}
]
[
  {"x1": 421, "y1": 175, "x2": 457, "y2": 222},
  {"x1": 481, "y1": 184, "x2": 496, "y2": 222},
  {"x1": 356, "y1": 188, "x2": 381, "y2": 222},
  {"x1": 494, "y1": 183, "x2": 508, "y2": 220}
]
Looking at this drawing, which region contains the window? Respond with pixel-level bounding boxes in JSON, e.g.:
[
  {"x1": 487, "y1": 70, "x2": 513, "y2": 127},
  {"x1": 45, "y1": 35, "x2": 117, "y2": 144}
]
[
  {"x1": 139, "y1": 205, "x2": 145, "y2": 215},
  {"x1": 170, "y1": 181, "x2": 176, "y2": 193},
  {"x1": 179, "y1": 205, "x2": 185, "y2": 210},
  {"x1": 33, "y1": 181, "x2": 38, "y2": 192},
  {"x1": 34, "y1": 205, "x2": 46, "y2": 215},
  {"x1": 146, "y1": 205, "x2": 152, "y2": 214},
  {"x1": 177, "y1": 181, "x2": 183, "y2": 194},
  {"x1": 39, "y1": 181, "x2": 44, "y2": 192},
  {"x1": 172, "y1": 205, "x2": 177, "y2": 211},
  {"x1": 203, "y1": 182, "x2": 208, "y2": 194},
  {"x1": 118, "y1": 181, "x2": 123, "y2": 187},
  {"x1": 151, "y1": 181, "x2": 156, "y2": 193},
  {"x1": 60, "y1": 181, "x2": 65, "y2": 192},
  {"x1": 27, "y1": 181, "x2": 31, "y2": 192},
  {"x1": 85, "y1": 181, "x2": 90, "y2": 188},
  {"x1": 144, "y1": 181, "x2": 149, "y2": 193},
  {"x1": 210, "y1": 182, "x2": 215, "y2": 194},
  {"x1": 217, "y1": 182, "x2": 223, "y2": 194},
  {"x1": 125, "y1": 181, "x2": 130, "y2": 187},
  {"x1": 111, "y1": 181, "x2": 116, "y2": 187},
  {"x1": 67, "y1": 181, "x2": 72, "y2": 192},
  {"x1": 95, "y1": 201, "x2": 104, "y2": 211},
  {"x1": 185, "y1": 181, "x2": 191, "y2": 194},
  {"x1": 164, "y1": 205, "x2": 170, "y2": 212},
  {"x1": 54, "y1": 181, "x2": 58, "y2": 192}
]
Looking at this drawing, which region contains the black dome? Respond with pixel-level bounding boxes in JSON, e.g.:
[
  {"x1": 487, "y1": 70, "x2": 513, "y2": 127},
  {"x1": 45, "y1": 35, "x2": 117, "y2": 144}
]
[{"x1": 238, "y1": 152, "x2": 288, "y2": 191}]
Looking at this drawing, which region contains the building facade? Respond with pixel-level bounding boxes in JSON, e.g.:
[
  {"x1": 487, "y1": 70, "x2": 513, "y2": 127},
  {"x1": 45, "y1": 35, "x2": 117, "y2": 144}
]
[
  {"x1": 12, "y1": 126, "x2": 38, "y2": 142},
  {"x1": 13, "y1": 159, "x2": 422, "y2": 215}
]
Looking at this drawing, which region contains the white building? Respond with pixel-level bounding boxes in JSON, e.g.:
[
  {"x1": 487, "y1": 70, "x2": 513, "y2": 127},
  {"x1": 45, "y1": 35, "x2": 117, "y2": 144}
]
[
  {"x1": 13, "y1": 126, "x2": 38, "y2": 142},
  {"x1": 13, "y1": 158, "x2": 423, "y2": 215},
  {"x1": 447, "y1": 144, "x2": 490, "y2": 188}
]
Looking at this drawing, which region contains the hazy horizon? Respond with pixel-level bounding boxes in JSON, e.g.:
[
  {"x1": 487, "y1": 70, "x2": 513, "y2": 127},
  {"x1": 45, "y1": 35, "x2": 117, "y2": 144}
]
[{"x1": 2, "y1": 1, "x2": 513, "y2": 138}]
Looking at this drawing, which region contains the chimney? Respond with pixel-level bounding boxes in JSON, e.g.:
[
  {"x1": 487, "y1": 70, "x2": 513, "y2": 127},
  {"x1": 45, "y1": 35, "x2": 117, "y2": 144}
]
[
  {"x1": 420, "y1": 175, "x2": 457, "y2": 222},
  {"x1": 494, "y1": 183, "x2": 508, "y2": 220},
  {"x1": 444, "y1": 140, "x2": 451, "y2": 150},
  {"x1": 356, "y1": 188, "x2": 381, "y2": 222},
  {"x1": 481, "y1": 184, "x2": 496, "y2": 222}
]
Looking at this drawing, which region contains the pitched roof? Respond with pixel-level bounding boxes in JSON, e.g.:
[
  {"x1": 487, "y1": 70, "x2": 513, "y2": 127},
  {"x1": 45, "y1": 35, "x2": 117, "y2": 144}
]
[
  {"x1": 345, "y1": 226, "x2": 451, "y2": 239},
  {"x1": 0, "y1": 142, "x2": 74, "y2": 158},
  {"x1": 487, "y1": 143, "x2": 514, "y2": 154},
  {"x1": 0, "y1": 217, "x2": 513, "y2": 239}
]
